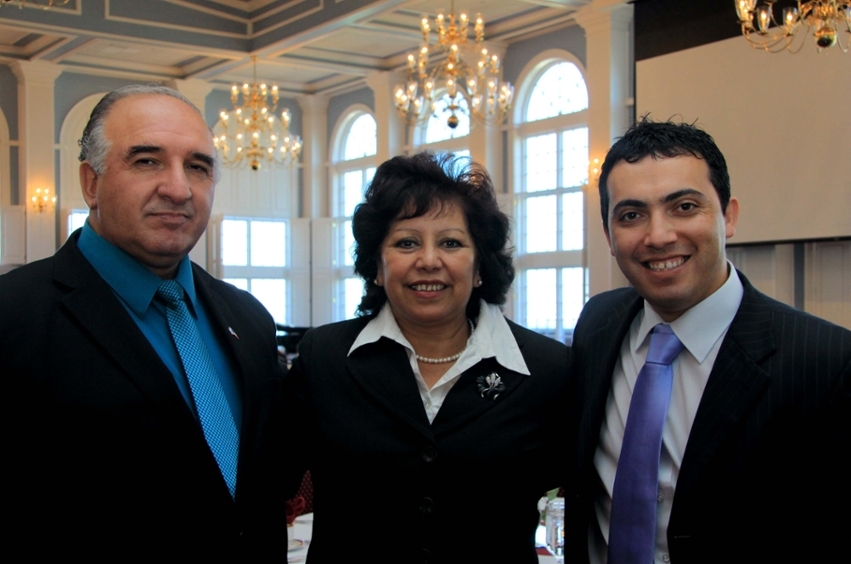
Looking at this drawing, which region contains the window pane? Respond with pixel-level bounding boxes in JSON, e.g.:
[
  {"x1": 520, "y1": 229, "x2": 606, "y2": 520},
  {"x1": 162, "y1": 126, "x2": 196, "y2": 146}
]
[
  {"x1": 561, "y1": 267, "x2": 585, "y2": 329},
  {"x1": 344, "y1": 114, "x2": 377, "y2": 160},
  {"x1": 344, "y1": 277, "x2": 363, "y2": 320},
  {"x1": 562, "y1": 127, "x2": 589, "y2": 188},
  {"x1": 343, "y1": 170, "x2": 366, "y2": 217},
  {"x1": 222, "y1": 219, "x2": 247, "y2": 266},
  {"x1": 425, "y1": 93, "x2": 470, "y2": 143},
  {"x1": 524, "y1": 133, "x2": 557, "y2": 193},
  {"x1": 223, "y1": 278, "x2": 248, "y2": 291},
  {"x1": 250, "y1": 278, "x2": 287, "y2": 324},
  {"x1": 562, "y1": 192, "x2": 584, "y2": 251},
  {"x1": 250, "y1": 220, "x2": 286, "y2": 267},
  {"x1": 526, "y1": 62, "x2": 589, "y2": 122},
  {"x1": 526, "y1": 269, "x2": 557, "y2": 330},
  {"x1": 343, "y1": 219, "x2": 355, "y2": 267},
  {"x1": 525, "y1": 195, "x2": 557, "y2": 253}
]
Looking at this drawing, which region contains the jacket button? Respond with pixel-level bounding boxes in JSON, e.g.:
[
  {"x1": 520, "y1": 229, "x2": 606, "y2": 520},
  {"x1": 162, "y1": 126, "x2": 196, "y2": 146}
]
[
  {"x1": 419, "y1": 496, "x2": 434, "y2": 514},
  {"x1": 419, "y1": 548, "x2": 432, "y2": 563},
  {"x1": 422, "y1": 447, "x2": 438, "y2": 463}
]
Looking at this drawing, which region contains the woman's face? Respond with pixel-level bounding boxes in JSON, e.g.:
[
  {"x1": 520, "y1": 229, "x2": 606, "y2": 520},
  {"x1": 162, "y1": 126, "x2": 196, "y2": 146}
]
[{"x1": 376, "y1": 203, "x2": 479, "y2": 332}]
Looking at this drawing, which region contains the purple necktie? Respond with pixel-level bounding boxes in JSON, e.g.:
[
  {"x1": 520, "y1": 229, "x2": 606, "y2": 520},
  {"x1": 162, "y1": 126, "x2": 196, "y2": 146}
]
[{"x1": 608, "y1": 324, "x2": 684, "y2": 564}]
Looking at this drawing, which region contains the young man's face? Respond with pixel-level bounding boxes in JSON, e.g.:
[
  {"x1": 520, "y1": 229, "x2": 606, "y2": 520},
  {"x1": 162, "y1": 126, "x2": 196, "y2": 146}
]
[{"x1": 605, "y1": 155, "x2": 739, "y2": 321}]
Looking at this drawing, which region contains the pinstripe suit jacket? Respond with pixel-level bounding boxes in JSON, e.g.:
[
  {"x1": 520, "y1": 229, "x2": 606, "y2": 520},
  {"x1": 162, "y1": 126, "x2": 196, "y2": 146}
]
[{"x1": 566, "y1": 271, "x2": 851, "y2": 564}]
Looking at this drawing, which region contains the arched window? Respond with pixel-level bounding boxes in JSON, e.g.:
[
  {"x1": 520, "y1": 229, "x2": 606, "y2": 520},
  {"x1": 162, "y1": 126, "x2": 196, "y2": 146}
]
[
  {"x1": 331, "y1": 110, "x2": 378, "y2": 320},
  {"x1": 514, "y1": 58, "x2": 589, "y2": 343}
]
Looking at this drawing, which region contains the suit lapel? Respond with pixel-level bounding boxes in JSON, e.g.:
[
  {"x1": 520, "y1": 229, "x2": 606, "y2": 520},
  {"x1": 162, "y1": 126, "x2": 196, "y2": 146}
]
[
  {"x1": 674, "y1": 276, "x2": 774, "y2": 503},
  {"x1": 193, "y1": 268, "x2": 258, "y2": 388},
  {"x1": 54, "y1": 240, "x2": 193, "y2": 421},
  {"x1": 577, "y1": 293, "x2": 643, "y2": 475},
  {"x1": 346, "y1": 338, "x2": 434, "y2": 440},
  {"x1": 432, "y1": 357, "x2": 526, "y2": 438}
]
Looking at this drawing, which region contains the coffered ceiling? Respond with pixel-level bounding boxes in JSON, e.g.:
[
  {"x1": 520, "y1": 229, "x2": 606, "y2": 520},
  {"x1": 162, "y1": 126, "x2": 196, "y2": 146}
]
[{"x1": 0, "y1": 0, "x2": 591, "y2": 96}]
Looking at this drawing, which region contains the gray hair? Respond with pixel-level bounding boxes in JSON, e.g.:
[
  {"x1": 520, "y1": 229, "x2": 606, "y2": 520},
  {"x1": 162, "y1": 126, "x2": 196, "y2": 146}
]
[{"x1": 78, "y1": 84, "x2": 218, "y2": 178}]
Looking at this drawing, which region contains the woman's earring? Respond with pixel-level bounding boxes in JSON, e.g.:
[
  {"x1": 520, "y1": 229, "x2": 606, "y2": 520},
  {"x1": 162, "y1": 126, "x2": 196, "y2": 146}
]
[{"x1": 476, "y1": 279, "x2": 483, "y2": 287}]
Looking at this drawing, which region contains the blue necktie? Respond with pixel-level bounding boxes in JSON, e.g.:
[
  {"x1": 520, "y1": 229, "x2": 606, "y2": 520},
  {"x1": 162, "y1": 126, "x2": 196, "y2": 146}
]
[
  {"x1": 608, "y1": 323, "x2": 684, "y2": 564},
  {"x1": 157, "y1": 280, "x2": 239, "y2": 498}
]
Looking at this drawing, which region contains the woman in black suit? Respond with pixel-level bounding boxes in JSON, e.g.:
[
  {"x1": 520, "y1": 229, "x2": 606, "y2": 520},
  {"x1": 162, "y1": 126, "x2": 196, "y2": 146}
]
[{"x1": 286, "y1": 152, "x2": 570, "y2": 563}]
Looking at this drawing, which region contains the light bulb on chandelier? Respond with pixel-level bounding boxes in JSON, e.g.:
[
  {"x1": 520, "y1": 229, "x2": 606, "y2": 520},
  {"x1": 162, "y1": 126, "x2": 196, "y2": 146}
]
[
  {"x1": 394, "y1": 1, "x2": 514, "y2": 129},
  {"x1": 214, "y1": 56, "x2": 302, "y2": 171}
]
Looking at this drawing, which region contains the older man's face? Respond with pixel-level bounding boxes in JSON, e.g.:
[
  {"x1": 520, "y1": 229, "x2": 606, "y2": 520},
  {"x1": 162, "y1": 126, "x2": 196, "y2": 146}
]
[{"x1": 80, "y1": 94, "x2": 216, "y2": 278}]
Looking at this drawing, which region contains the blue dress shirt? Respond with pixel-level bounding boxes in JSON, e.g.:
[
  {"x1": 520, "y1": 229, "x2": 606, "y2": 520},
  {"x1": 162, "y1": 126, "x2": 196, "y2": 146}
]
[{"x1": 77, "y1": 223, "x2": 242, "y2": 431}]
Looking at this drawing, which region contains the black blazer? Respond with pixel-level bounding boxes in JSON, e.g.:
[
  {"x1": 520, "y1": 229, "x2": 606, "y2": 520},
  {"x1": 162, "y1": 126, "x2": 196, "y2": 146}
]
[
  {"x1": 285, "y1": 314, "x2": 571, "y2": 564},
  {"x1": 1, "y1": 232, "x2": 288, "y2": 557},
  {"x1": 566, "y1": 272, "x2": 851, "y2": 564}
]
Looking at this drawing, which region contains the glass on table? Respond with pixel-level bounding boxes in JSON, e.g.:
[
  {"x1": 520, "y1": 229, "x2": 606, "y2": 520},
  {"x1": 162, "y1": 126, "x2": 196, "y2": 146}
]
[{"x1": 545, "y1": 497, "x2": 565, "y2": 563}]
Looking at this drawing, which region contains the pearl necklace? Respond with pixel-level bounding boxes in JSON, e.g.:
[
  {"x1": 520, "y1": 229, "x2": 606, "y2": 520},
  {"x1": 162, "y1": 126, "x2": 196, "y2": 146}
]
[{"x1": 415, "y1": 319, "x2": 475, "y2": 364}]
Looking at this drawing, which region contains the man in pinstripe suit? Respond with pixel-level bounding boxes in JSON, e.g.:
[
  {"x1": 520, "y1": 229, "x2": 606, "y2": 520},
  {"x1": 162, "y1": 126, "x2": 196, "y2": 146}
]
[{"x1": 566, "y1": 119, "x2": 850, "y2": 564}]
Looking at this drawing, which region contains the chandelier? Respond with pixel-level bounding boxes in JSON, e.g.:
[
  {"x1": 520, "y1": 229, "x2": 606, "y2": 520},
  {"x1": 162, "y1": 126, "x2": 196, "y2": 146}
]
[
  {"x1": 214, "y1": 56, "x2": 302, "y2": 171},
  {"x1": 394, "y1": 1, "x2": 514, "y2": 129},
  {"x1": 0, "y1": 0, "x2": 69, "y2": 7},
  {"x1": 735, "y1": 1, "x2": 851, "y2": 53}
]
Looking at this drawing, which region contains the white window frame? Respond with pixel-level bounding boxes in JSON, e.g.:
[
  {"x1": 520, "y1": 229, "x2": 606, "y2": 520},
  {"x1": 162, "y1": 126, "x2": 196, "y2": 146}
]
[
  {"x1": 209, "y1": 215, "x2": 300, "y2": 326},
  {"x1": 511, "y1": 51, "x2": 590, "y2": 343},
  {"x1": 327, "y1": 106, "x2": 378, "y2": 321}
]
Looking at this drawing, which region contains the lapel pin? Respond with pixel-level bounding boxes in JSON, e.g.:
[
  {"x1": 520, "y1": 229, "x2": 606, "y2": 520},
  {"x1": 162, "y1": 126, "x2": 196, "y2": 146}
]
[
  {"x1": 228, "y1": 327, "x2": 239, "y2": 340},
  {"x1": 477, "y1": 372, "x2": 505, "y2": 400}
]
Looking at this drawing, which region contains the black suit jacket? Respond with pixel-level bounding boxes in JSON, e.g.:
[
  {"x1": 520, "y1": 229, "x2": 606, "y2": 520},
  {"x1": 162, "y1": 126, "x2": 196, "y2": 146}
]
[
  {"x1": 285, "y1": 314, "x2": 571, "y2": 564},
  {"x1": 566, "y1": 272, "x2": 851, "y2": 563},
  {"x1": 1, "y1": 232, "x2": 288, "y2": 556}
]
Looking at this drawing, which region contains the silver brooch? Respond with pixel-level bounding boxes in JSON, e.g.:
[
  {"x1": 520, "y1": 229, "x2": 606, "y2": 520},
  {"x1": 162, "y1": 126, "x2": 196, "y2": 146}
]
[{"x1": 477, "y1": 372, "x2": 505, "y2": 400}]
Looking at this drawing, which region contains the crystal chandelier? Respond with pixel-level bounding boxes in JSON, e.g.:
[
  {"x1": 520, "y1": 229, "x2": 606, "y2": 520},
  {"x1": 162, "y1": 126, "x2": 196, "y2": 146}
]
[
  {"x1": 0, "y1": 0, "x2": 69, "y2": 7},
  {"x1": 214, "y1": 56, "x2": 302, "y2": 171},
  {"x1": 394, "y1": 1, "x2": 514, "y2": 129},
  {"x1": 735, "y1": 0, "x2": 851, "y2": 53}
]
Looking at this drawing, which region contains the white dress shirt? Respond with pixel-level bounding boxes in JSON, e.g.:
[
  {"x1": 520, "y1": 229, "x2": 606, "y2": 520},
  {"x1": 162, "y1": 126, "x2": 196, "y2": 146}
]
[
  {"x1": 591, "y1": 265, "x2": 744, "y2": 564},
  {"x1": 349, "y1": 300, "x2": 530, "y2": 423}
]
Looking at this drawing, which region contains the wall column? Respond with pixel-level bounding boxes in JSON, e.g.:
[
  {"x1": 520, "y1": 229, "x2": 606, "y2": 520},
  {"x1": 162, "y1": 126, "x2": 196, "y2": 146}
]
[
  {"x1": 10, "y1": 60, "x2": 63, "y2": 263},
  {"x1": 575, "y1": 0, "x2": 633, "y2": 296},
  {"x1": 365, "y1": 70, "x2": 406, "y2": 161},
  {"x1": 296, "y1": 94, "x2": 329, "y2": 218}
]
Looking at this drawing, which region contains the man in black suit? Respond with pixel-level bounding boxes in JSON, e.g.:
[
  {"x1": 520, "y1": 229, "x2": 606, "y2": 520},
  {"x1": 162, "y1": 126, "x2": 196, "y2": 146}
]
[
  {"x1": 1, "y1": 85, "x2": 288, "y2": 555},
  {"x1": 567, "y1": 119, "x2": 850, "y2": 564}
]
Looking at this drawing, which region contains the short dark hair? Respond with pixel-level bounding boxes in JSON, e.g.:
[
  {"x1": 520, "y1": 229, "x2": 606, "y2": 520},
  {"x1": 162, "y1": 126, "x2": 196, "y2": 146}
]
[
  {"x1": 352, "y1": 152, "x2": 514, "y2": 320},
  {"x1": 599, "y1": 117, "x2": 731, "y2": 230}
]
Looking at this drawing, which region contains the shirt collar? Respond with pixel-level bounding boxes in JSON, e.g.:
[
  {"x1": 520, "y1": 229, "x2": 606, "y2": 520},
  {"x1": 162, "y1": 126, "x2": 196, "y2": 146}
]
[
  {"x1": 77, "y1": 221, "x2": 197, "y2": 315},
  {"x1": 349, "y1": 300, "x2": 530, "y2": 376},
  {"x1": 637, "y1": 263, "x2": 743, "y2": 364}
]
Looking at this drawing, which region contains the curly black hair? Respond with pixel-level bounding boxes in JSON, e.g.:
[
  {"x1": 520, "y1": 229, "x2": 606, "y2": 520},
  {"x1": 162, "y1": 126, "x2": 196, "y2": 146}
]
[{"x1": 351, "y1": 152, "x2": 514, "y2": 320}]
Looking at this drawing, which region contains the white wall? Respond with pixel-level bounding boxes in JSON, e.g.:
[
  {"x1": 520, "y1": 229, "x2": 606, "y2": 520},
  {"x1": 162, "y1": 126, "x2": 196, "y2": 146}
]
[{"x1": 637, "y1": 35, "x2": 851, "y2": 243}]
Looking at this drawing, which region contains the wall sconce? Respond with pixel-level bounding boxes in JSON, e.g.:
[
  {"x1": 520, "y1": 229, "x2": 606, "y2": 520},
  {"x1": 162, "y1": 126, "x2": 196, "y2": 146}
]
[
  {"x1": 589, "y1": 158, "x2": 602, "y2": 187},
  {"x1": 31, "y1": 187, "x2": 56, "y2": 214}
]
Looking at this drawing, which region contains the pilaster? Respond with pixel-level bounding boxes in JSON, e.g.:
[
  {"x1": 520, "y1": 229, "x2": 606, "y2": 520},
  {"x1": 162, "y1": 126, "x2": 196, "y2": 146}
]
[
  {"x1": 365, "y1": 70, "x2": 406, "y2": 161},
  {"x1": 296, "y1": 94, "x2": 329, "y2": 218},
  {"x1": 10, "y1": 60, "x2": 63, "y2": 263},
  {"x1": 575, "y1": 0, "x2": 633, "y2": 295}
]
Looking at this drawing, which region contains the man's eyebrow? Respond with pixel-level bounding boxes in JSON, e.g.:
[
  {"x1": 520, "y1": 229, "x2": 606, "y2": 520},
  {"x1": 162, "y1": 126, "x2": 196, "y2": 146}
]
[
  {"x1": 191, "y1": 151, "x2": 215, "y2": 168},
  {"x1": 661, "y1": 188, "x2": 705, "y2": 203},
  {"x1": 126, "y1": 144, "x2": 162, "y2": 158},
  {"x1": 611, "y1": 198, "x2": 647, "y2": 216}
]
